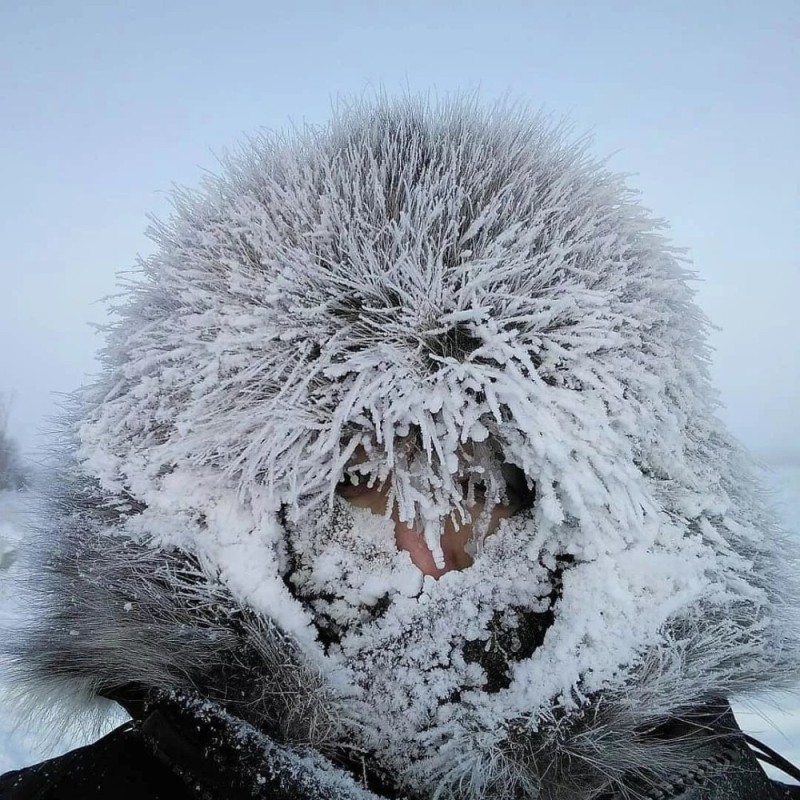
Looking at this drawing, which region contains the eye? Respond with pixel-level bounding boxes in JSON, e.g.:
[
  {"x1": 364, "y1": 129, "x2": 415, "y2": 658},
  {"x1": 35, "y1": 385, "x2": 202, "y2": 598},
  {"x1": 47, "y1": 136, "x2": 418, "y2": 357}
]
[{"x1": 502, "y1": 464, "x2": 536, "y2": 513}]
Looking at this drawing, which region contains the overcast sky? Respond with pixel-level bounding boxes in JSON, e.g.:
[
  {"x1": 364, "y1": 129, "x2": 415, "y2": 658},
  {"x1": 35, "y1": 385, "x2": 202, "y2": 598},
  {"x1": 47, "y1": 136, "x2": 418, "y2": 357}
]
[{"x1": 1, "y1": 0, "x2": 798, "y2": 463}]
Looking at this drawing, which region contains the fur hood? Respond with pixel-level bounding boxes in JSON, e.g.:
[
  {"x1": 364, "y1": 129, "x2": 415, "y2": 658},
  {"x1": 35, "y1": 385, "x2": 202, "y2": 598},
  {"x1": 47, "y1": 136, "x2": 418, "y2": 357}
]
[{"x1": 10, "y1": 97, "x2": 800, "y2": 799}]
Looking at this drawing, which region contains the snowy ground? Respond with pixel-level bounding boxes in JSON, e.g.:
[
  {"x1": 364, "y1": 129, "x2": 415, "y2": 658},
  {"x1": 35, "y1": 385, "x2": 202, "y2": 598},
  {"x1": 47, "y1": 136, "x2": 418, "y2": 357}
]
[{"x1": 1, "y1": 469, "x2": 800, "y2": 780}]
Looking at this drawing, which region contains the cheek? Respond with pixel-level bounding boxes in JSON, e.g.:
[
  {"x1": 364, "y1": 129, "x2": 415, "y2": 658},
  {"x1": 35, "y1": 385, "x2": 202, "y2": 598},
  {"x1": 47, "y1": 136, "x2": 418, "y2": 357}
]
[{"x1": 337, "y1": 485, "x2": 389, "y2": 515}]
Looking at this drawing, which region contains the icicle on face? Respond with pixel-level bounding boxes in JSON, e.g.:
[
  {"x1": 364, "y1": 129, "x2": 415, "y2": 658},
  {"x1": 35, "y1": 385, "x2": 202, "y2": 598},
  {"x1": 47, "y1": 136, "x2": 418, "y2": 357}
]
[
  {"x1": 280, "y1": 432, "x2": 544, "y2": 653},
  {"x1": 323, "y1": 440, "x2": 535, "y2": 577}
]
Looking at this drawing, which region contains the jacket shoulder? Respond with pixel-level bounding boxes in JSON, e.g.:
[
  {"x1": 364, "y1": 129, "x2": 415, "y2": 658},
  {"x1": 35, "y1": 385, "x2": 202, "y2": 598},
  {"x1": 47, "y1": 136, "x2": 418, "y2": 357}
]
[{"x1": 0, "y1": 723, "x2": 195, "y2": 800}]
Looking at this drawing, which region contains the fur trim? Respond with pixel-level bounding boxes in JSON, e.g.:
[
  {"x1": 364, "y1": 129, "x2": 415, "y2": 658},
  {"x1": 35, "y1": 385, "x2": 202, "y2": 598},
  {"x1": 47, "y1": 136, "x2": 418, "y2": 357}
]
[{"x1": 7, "y1": 96, "x2": 800, "y2": 799}]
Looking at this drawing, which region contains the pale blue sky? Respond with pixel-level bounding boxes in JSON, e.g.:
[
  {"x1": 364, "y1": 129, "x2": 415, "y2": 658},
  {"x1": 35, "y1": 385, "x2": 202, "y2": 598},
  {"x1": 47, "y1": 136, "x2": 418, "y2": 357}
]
[{"x1": 1, "y1": 0, "x2": 798, "y2": 461}]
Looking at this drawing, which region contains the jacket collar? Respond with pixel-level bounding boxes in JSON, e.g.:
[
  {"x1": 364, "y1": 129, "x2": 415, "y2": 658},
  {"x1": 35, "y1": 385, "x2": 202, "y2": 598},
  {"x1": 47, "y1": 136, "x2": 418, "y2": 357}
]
[{"x1": 133, "y1": 691, "x2": 781, "y2": 800}]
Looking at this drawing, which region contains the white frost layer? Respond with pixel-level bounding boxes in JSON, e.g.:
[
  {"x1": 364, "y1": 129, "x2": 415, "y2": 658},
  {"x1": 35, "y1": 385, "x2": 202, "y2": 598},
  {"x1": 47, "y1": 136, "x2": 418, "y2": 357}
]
[{"x1": 1, "y1": 466, "x2": 799, "y2": 777}]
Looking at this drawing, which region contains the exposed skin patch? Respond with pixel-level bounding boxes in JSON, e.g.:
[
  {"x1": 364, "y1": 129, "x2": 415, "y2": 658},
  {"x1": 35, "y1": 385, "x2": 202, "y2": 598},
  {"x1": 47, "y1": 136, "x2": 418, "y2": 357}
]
[{"x1": 336, "y1": 447, "x2": 519, "y2": 577}]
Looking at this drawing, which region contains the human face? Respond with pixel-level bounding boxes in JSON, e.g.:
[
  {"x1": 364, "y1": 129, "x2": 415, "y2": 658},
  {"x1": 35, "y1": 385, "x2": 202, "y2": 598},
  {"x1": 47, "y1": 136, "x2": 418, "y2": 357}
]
[{"x1": 336, "y1": 466, "x2": 526, "y2": 578}]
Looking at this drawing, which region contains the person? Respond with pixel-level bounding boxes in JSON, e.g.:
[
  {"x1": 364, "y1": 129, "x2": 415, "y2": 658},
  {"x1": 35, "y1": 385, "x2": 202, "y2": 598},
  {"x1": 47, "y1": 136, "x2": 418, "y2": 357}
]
[{"x1": 2, "y1": 97, "x2": 799, "y2": 799}]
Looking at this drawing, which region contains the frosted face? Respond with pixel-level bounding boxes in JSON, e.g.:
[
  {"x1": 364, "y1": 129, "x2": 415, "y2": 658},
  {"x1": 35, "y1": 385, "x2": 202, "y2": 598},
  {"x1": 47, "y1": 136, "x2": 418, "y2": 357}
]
[
  {"x1": 336, "y1": 474, "x2": 521, "y2": 577},
  {"x1": 273, "y1": 436, "x2": 721, "y2": 794},
  {"x1": 282, "y1": 496, "x2": 557, "y2": 784}
]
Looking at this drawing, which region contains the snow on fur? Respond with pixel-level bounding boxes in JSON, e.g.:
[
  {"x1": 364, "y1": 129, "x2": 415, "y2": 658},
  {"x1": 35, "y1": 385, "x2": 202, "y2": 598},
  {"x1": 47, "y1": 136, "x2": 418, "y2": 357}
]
[{"x1": 11, "y1": 97, "x2": 800, "y2": 799}]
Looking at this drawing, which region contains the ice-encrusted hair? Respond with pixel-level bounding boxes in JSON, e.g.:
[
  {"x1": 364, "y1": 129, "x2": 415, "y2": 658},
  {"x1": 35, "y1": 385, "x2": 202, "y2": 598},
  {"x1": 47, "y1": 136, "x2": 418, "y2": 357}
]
[
  {"x1": 82, "y1": 98, "x2": 715, "y2": 556},
  {"x1": 10, "y1": 95, "x2": 800, "y2": 799}
]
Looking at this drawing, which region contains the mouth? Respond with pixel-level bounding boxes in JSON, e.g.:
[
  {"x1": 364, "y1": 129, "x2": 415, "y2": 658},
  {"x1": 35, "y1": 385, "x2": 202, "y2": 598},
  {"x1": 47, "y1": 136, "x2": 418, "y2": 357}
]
[
  {"x1": 457, "y1": 555, "x2": 571, "y2": 696},
  {"x1": 322, "y1": 559, "x2": 570, "y2": 798},
  {"x1": 286, "y1": 540, "x2": 570, "y2": 688}
]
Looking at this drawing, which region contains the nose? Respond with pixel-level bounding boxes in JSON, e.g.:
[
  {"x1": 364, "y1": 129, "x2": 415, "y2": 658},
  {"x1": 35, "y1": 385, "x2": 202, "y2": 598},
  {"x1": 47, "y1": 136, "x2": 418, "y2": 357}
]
[
  {"x1": 393, "y1": 514, "x2": 475, "y2": 578},
  {"x1": 335, "y1": 471, "x2": 514, "y2": 578},
  {"x1": 392, "y1": 503, "x2": 513, "y2": 578}
]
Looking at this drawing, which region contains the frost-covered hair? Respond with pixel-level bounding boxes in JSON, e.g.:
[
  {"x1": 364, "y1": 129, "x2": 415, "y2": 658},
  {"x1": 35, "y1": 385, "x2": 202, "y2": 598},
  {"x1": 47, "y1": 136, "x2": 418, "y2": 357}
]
[{"x1": 12, "y1": 96, "x2": 800, "y2": 799}]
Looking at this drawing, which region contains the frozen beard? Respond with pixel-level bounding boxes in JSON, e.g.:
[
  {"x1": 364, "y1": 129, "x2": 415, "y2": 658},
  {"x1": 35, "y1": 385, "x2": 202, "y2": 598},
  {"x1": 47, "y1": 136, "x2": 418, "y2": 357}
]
[{"x1": 283, "y1": 497, "x2": 567, "y2": 790}]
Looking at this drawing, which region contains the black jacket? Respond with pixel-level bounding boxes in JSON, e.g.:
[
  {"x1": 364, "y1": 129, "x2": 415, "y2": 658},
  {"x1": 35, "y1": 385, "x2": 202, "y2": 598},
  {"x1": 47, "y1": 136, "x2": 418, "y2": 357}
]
[{"x1": 2, "y1": 694, "x2": 799, "y2": 800}]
